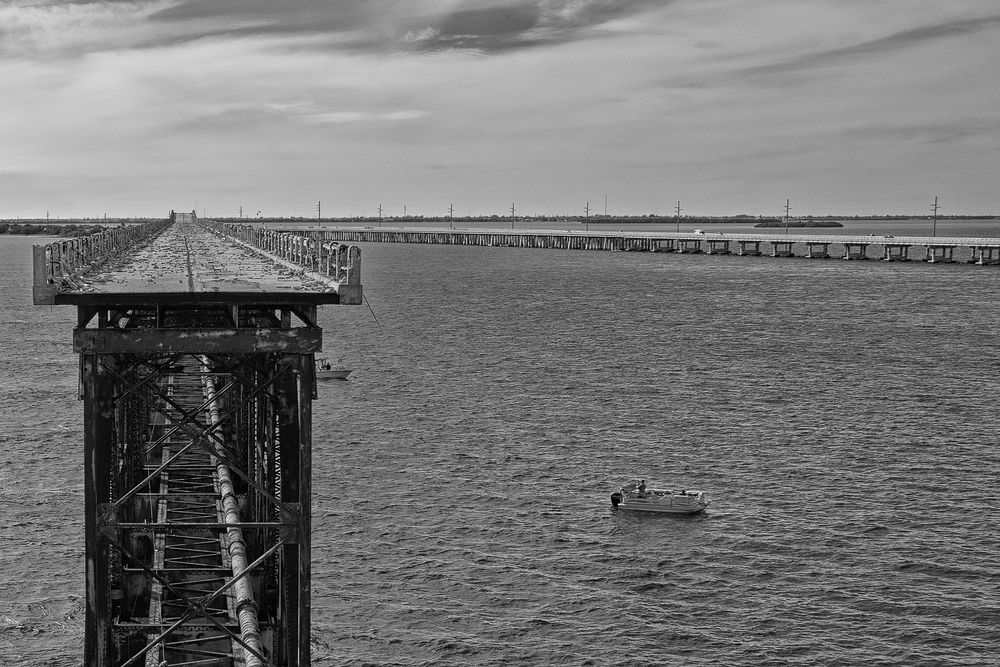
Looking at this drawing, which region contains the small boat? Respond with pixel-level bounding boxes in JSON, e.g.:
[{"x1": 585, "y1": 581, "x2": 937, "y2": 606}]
[
  {"x1": 316, "y1": 357, "x2": 352, "y2": 381},
  {"x1": 610, "y1": 479, "x2": 710, "y2": 514}
]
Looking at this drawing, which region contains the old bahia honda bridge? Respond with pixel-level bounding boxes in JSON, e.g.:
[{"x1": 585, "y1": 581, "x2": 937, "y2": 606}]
[
  {"x1": 33, "y1": 212, "x2": 362, "y2": 666},
  {"x1": 30, "y1": 213, "x2": 1000, "y2": 667}
]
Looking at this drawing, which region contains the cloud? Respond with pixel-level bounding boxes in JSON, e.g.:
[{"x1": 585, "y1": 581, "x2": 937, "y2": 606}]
[
  {"x1": 8, "y1": 0, "x2": 672, "y2": 56},
  {"x1": 703, "y1": 12, "x2": 1000, "y2": 86},
  {"x1": 0, "y1": 1, "x2": 179, "y2": 58},
  {"x1": 2, "y1": 1, "x2": 999, "y2": 216},
  {"x1": 297, "y1": 109, "x2": 428, "y2": 124}
]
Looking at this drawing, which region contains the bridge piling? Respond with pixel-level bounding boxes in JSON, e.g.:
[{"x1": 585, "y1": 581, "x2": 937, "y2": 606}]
[{"x1": 771, "y1": 241, "x2": 795, "y2": 257}]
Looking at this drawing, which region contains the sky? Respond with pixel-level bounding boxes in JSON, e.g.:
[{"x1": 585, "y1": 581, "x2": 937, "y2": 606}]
[{"x1": 1, "y1": 0, "x2": 998, "y2": 218}]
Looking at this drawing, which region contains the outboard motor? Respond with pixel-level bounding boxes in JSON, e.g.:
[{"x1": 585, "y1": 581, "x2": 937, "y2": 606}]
[{"x1": 610, "y1": 492, "x2": 622, "y2": 507}]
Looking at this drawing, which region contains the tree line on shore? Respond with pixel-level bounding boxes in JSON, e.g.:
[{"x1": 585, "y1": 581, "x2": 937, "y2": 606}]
[{"x1": 0, "y1": 222, "x2": 107, "y2": 236}]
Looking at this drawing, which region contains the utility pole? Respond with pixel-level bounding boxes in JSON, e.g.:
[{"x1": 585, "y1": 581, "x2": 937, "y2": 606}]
[
  {"x1": 585, "y1": 201, "x2": 590, "y2": 231},
  {"x1": 449, "y1": 203, "x2": 454, "y2": 229},
  {"x1": 604, "y1": 195, "x2": 608, "y2": 217},
  {"x1": 239, "y1": 205, "x2": 243, "y2": 219},
  {"x1": 317, "y1": 201, "x2": 321, "y2": 220},
  {"x1": 784, "y1": 198, "x2": 791, "y2": 235},
  {"x1": 378, "y1": 204, "x2": 382, "y2": 228},
  {"x1": 675, "y1": 200, "x2": 682, "y2": 233},
  {"x1": 932, "y1": 196, "x2": 939, "y2": 237},
  {"x1": 511, "y1": 202, "x2": 515, "y2": 229}
]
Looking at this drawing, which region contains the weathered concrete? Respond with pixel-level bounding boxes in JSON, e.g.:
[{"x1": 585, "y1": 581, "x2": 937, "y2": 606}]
[{"x1": 33, "y1": 213, "x2": 363, "y2": 304}]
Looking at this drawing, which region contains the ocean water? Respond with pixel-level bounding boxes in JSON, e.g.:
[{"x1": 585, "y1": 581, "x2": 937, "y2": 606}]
[{"x1": 2, "y1": 234, "x2": 999, "y2": 665}]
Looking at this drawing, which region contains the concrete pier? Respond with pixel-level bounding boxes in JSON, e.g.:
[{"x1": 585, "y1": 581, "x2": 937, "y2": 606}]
[
  {"x1": 925, "y1": 245, "x2": 957, "y2": 263},
  {"x1": 706, "y1": 239, "x2": 731, "y2": 255},
  {"x1": 738, "y1": 240, "x2": 762, "y2": 256},
  {"x1": 842, "y1": 242, "x2": 870, "y2": 260},
  {"x1": 883, "y1": 244, "x2": 912, "y2": 261},
  {"x1": 972, "y1": 245, "x2": 1000, "y2": 265},
  {"x1": 805, "y1": 242, "x2": 831, "y2": 259},
  {"x1": 771, "y1": 241, "x2": 795, "y2": 257}
]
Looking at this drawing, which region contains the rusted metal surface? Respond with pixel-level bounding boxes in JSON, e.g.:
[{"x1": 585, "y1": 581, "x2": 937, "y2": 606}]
[
  {"x1": 35, "y1": 207, "x2": 354, "y2": 665},
  {"x1": 74, "y1": 328, "x2": 322, "y2": 354},
  {"x1": 80, "y1": 350, "x2": 315, "y2": 666}
]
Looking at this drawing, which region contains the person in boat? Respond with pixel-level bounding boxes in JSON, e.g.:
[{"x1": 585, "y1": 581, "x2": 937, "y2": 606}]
[{"x1": 637, "y1": 480, "x2": 646, "y2": 496}]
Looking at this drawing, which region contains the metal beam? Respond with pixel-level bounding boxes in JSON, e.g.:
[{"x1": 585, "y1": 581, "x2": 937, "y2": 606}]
[{"x1": 74, "y1": 328, "x2": 322, "y2": 354}]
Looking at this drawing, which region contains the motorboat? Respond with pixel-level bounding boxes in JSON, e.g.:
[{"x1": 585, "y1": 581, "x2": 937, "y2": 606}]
[
  {"x1": 316, "y1": 357, "x2": 352, "y2": 381},
  {"x1": 610, "y1": 480, "x2": 710, "y2": 514}
]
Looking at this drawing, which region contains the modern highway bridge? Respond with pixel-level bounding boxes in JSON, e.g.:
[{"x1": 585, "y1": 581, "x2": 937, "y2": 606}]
[
  {"x1": 33, "y1": 212, "x2": 362, "y2": 666},
  {"x1": 279, "y1": 226, "x2": 1000, "y2": 264}
]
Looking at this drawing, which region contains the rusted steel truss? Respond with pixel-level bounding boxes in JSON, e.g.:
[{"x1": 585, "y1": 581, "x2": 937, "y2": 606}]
[{"x1": 80, "y1": 304, "x2": 316, "y2": 666}]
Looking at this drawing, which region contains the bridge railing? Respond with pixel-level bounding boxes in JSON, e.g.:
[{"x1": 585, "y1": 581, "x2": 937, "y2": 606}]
[
  {"x1": 32, "y1": 218, "x2": 173, "y2": 304},
  {"x1": 204, "y1": 221, "x2": 363, "y2": 302}
]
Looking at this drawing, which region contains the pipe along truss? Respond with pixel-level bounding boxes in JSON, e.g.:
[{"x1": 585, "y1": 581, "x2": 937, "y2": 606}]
[{"x1": 82, "y1": 344, "x2": 314, "y2": 665}]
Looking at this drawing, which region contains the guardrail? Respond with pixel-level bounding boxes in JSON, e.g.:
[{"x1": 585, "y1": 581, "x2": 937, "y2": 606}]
[
  {"x1": 32, "y1": 219, "x2": 173, "y2": 304},
  {"x1": 202, "y1": 221, "x2": 363, "y2": 303}
]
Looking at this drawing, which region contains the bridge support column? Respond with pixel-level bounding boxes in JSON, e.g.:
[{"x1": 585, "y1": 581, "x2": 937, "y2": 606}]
[
  {"x1": 677, "y1": 239, "x2": 702, "y2": 253},
  {"x1": 738, "y1": 240, "x2": 761, "y2": 256},
  {"x1": 842, "y1": 243, "x2": 869, "y2": 260},
  {"x1": 971, "y1": 246, "x2": 1000, "y2": 265},
  {"x1": 770, "y1": 241, "x2": 795, "y2": 257},
  {"x1": 706, "y1": 239, "x2": 730, "y2": 255},
  {"x1": 883, "y1": 244, "x2": 911, "y2": 261},
  {"x1": 805, "y1": 243, "x2": 831, "y2": 258},
  {"x1": 82, "y1": 353, "x2": 117, "y2": 666},
  {"x1": 924, "y1": 245, "x2": 956, "y2": 263}
]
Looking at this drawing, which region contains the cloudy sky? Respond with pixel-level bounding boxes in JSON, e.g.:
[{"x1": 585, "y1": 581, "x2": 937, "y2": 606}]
[{"x1": 2, "y1": 0, "x2": 998, "y2": 218}]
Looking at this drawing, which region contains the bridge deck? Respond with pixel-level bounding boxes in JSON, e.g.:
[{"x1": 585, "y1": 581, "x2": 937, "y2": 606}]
[
  {"x1": 279, "y1": 224, "x2": 1000, "y2": 246},
  {"x1": 76, "y1": 217, "x2": 328, "y2": 295},
  {"x1": 33, "y1": 213, "x2": 363, "y2": 306}
]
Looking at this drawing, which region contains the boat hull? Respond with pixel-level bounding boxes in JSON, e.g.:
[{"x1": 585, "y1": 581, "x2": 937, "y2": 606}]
[
  {"x1": 611, "y1": 486, "x2": 709, "y2": 514},
  {"x1": 614, "y1": 501, "x2": 709, "y2": 514}
]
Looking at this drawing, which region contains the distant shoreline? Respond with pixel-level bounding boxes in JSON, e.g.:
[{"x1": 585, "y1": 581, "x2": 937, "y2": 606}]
[
  {"x1": 2, "y1": 214, "x2": 996, "y2": 234},
  {"x1": 0, "y1": 222, "x2": 108, "y2": 236},
  {"x1": 233, "y1": 214, "x2": 999, "y2": 225},
  {"x1": 753, "y1": 219, "x2": 843, "y2": 228}
]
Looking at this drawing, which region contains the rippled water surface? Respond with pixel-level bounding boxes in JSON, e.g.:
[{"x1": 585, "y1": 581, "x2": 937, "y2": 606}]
[{"x1": 2, "y1": 234, "x2": 999, "y2": 665}]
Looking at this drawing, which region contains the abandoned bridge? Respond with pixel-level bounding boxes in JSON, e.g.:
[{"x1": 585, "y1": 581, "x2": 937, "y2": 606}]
[{"x1": 33, "y1": 212, "x2": 362, "y2": 666}]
